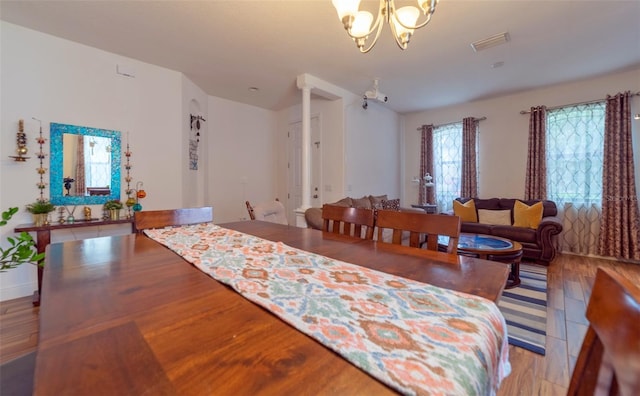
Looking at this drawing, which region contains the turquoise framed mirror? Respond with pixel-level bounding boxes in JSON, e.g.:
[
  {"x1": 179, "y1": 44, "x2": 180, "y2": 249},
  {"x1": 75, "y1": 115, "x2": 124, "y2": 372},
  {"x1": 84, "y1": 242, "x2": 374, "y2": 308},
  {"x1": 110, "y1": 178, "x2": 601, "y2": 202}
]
[{"x1": 50, "y1": 123, "x2": 121, "y2": 205}]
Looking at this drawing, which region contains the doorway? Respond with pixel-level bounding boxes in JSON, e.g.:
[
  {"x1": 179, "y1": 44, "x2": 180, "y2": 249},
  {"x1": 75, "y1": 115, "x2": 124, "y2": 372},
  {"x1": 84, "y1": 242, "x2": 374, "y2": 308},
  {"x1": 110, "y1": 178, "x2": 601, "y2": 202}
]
[{"x1": 287, "y1": 116, "x2": 321, "y2": 223}]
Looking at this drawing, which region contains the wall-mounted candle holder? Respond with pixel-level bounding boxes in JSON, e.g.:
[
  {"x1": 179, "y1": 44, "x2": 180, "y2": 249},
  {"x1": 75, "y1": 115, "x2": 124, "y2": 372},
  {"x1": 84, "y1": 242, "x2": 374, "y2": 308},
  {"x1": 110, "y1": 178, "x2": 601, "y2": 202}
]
[
  {"x1": 124, "y1": 136, "x2": 135, "y2": 218},
  {"x1": 33, "y1": 118, "x2": 48, "y2": 200},
  {"x1": 9, "y1": 119, "x2": 30, "y2": 162}
]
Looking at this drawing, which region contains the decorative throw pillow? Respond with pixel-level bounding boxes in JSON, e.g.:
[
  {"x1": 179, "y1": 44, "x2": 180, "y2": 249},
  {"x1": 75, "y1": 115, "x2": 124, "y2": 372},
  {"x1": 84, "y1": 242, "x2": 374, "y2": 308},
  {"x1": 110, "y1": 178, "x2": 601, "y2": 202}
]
[
  {"x1": 381, "y1": 198, "x2": 400, "y2": 211},
  {"x1": 477, "y1": 209, "x2": 512, "y2": 225},
  {"x1": 352, "y1": 196, "x2": 372, "y2": 209},
  {"x1": 453, "y1": 200, "x2": 478, "y2": 222},
  {"x1": 513, "y1": 200, "x2": 544, "y2": 229},
  {"x1": 369, "y1": 194, "x2": 388, "y2": 209}
]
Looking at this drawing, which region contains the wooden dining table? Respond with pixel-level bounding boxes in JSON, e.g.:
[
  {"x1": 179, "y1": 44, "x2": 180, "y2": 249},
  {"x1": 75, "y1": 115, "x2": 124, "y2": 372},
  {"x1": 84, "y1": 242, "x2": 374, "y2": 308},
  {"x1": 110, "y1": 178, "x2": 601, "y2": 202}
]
[{"x1": 33, "y1": 221, "x2": 509, "y2": 395}]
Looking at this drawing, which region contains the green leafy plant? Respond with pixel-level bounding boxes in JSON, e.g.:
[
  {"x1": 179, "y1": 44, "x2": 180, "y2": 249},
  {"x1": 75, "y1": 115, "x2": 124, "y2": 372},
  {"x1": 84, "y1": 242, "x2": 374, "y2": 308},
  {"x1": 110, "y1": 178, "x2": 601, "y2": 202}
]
[
  {"x1": 104, "y1": 200, "x2": 123, "y2": 210},
  {"x1": 1, "y1": 207, "x2": 44, "y2": 272},
  {"x1": 25, "y1": 200, "x2": 56, "y2": 214}
]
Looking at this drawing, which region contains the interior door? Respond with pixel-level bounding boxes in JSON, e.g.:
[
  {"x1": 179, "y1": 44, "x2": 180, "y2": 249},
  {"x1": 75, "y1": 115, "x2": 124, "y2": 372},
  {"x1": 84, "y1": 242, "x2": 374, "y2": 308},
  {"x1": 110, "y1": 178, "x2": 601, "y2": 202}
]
[{"x1": 288, "y1": 116, "x2": 321, "y2": 222}]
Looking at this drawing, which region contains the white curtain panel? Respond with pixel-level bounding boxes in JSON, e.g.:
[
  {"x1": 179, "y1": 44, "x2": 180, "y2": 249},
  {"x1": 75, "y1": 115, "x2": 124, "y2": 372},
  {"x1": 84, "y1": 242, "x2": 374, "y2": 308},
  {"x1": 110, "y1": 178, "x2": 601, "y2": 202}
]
[{"x1": 559, "y1": 202, "x2": 601, "y2": 255}]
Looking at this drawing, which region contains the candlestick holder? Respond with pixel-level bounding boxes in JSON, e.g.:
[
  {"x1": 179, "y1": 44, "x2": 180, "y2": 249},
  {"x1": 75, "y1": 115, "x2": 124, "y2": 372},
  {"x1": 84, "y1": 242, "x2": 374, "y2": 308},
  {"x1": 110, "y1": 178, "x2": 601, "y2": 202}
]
[{"x1": 9, "y1": 119, "x2": 30, "y2": 162}]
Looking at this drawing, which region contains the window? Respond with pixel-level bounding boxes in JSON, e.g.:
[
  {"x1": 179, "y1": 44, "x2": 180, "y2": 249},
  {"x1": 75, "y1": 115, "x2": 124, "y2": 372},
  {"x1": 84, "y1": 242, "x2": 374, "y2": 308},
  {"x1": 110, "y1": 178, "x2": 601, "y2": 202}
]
[
  {"x1": 546, "y1": 102, "x2": 605, "y2": 206},
  {"x1": 84, "y1": 136, "x2": 112, "y2": 189},
  {"x1": 433, "y1": 123, "x2": 462, "y2": 211}
]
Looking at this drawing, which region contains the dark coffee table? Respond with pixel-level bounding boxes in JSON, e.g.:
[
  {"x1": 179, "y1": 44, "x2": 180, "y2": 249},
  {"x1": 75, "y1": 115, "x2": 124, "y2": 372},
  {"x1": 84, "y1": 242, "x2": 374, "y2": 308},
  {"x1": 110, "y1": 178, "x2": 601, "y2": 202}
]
[{"x1": 439, "y1": 233, "x2": 522, "y2": 289}]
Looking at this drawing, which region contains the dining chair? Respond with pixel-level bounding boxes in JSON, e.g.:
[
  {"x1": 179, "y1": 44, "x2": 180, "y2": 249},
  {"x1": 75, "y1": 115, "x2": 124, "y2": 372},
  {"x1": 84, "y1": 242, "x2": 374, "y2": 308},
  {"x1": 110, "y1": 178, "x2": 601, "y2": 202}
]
[
  {"x1": 375, "y1": 210, "x2": 461, "y2": 253},
  {"x1": 321, "y1": 204, "x2": 375, "y2": 240},
  {"x1": 567, "y1": 267, "x2": 640, "y2": 396},
  {"x1": 245, "y1": 198, "x2": 288, "y2": 225},
  {"x1": 133, "y1": 206, "x2": 213, "y2": 232}
]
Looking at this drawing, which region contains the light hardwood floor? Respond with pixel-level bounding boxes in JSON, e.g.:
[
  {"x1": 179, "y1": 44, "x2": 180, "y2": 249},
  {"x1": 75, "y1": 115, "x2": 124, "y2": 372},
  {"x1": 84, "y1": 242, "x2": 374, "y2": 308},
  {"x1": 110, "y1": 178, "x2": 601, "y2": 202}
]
[{"x1": 1, "y1": 253, "x2": 639, "y2": 395}]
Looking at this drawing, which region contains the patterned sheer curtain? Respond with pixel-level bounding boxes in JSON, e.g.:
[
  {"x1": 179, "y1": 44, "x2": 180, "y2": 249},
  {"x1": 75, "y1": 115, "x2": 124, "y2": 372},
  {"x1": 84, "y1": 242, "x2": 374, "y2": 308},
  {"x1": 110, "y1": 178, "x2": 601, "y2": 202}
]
[
  {"x1": 525, "y1": 106, "x2": 547, "y2": 200},
  {"x1": 419, "y1": 125, "x2": 435, "y2": 205},
  {"x1": 598, "y1": 92, "x2": 640, "y2": 260},
  {"x1": 433, "y1": 123, "x2": 462, "y2": 212},
  {"x1": 461, "y1": 117, "x2": 478, "y2": 198},
  {"x1": 74, "y1": 135, "x2": 86, "y2": 195},
  {"x1": 547, "y1": 102, "x2": 605, "y2": 255}
]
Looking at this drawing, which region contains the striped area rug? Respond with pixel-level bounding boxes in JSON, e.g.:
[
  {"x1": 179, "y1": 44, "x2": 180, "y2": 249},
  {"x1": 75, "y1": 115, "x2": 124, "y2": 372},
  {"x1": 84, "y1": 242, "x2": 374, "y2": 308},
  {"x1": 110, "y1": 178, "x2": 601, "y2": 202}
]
[{"x1": 498, "y1": 263, "x2": 547, "y2": 355}]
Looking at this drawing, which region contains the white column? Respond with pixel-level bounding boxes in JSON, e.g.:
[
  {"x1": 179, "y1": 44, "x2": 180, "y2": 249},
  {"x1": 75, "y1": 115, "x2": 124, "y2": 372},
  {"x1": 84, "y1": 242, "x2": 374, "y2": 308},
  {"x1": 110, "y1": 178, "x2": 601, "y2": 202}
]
[{"x1": 300, "y1": 85, "x2": 312, "y2": 210}]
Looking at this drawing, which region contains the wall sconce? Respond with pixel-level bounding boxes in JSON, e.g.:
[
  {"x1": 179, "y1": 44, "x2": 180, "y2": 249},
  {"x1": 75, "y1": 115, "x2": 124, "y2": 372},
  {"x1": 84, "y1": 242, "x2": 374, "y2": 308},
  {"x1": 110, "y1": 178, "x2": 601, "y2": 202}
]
[{"x1": 634, "y1": 114, "x2": 640, "y2": 120}]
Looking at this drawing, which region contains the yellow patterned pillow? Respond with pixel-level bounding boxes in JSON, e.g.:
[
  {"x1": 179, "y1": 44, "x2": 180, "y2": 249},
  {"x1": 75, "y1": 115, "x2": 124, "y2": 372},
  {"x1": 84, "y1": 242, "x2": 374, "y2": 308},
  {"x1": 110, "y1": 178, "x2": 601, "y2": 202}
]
[
  {"x1": 453, "y1": 200, "x2": 478, "y2": 222},
  {"x1": 513, "y1": 200, "x2": 543, "y2": 228}
]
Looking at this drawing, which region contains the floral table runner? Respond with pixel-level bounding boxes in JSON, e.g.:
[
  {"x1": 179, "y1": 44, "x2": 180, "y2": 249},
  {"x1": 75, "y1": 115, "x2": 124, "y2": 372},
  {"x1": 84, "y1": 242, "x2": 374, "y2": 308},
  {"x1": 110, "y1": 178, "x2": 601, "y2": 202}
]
[{"x1": 145, "y1": 223, "x2": 511, "y2": 395}]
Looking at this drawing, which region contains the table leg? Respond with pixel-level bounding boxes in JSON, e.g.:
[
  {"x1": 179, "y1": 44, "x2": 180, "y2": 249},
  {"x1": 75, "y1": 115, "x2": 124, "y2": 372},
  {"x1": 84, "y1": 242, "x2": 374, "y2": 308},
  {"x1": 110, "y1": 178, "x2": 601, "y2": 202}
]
[
  {"x1": 33, "y1": 230, "x2": 50, "y2": 306},
  {"x1": 506, "y1": 259, "x2": 521, "y2": 289}
]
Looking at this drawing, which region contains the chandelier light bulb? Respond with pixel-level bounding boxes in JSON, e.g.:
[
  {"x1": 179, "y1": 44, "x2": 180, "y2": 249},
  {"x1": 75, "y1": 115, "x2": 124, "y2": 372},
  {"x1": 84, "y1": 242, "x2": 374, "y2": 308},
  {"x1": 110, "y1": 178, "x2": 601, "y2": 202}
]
[
  {"x1": 351, "y1": 11, "x2": 374, "y2": 37},
  {"x1": 332, "y1": 0, "x2": 361, "y2": 21},
  {"x1": 332, "y1": 0, "x2": 440, "y2": 53},
  {"x1": 392, "y1": 6, "x2": 420, "y2": 46}
]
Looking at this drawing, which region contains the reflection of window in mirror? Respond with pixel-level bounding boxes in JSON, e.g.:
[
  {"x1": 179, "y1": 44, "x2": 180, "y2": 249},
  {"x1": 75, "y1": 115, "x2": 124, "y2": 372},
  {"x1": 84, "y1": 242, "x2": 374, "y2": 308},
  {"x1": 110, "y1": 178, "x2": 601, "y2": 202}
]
[
  {"x1": 84, "y1": 136, "x2": 111, "y2": 194},
  {"x1": 62, "y1": 134, "x2": 112, "y2": 196}
]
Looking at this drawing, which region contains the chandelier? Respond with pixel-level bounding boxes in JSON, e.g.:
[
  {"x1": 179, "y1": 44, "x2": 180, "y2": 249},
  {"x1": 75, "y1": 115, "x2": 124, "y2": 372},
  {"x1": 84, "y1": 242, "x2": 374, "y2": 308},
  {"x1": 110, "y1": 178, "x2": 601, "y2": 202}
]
[{"x1": 331, "y1": 0, "x2": 440, "y2": 53}]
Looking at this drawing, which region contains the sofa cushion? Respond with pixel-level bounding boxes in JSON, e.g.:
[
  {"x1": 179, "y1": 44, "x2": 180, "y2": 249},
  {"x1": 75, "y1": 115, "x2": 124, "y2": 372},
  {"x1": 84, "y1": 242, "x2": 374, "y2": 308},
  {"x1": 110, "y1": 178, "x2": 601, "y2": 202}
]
[
  {"x1": 513, "y1": 200, "x2": 544, "y2": 229},
  {"x1": 369, "y1": 194, "x2": 388, "y2": 209},
  {"x1": 461, "y1": 222, "x2": 493, "y2": 235},
  {"x1": 453, "y1": 199, "x2": 478, "y2": 222},
  {"x1": 332, "y1": 197, "x2": 352, "y2": 207},
  {"x1": 381, "y1": 198, "x2": 400, "y2": 211},
  {"x1": 352, "y1": 196, "x2": 372, "y2": 209},
  {"x1": 477, "y1": 209, "x2": 511, "y2": 225},
  {"x1": 465, "y1": 198, "x2": 501, "y2": 210}
]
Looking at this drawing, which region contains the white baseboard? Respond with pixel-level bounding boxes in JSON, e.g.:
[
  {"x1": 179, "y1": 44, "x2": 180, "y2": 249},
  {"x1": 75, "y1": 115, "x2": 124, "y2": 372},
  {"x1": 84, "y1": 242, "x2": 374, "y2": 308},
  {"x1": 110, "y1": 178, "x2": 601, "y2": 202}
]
[{"x1": 0, "y1": 281, "x2": 36, "y2": 302}]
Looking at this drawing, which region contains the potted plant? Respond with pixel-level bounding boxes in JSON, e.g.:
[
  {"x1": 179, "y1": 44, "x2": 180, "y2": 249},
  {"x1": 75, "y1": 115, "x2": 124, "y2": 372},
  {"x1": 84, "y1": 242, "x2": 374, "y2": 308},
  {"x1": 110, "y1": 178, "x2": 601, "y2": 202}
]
[
  {"x1": 1, "y1": 207, "x2": 44, "y2": 272},
  {"x1": 104, "y1": 200, "x2": 123, "y2": 220},
  {"x1": 25, "y1": 200, "x2": 56, "y2": 227}
]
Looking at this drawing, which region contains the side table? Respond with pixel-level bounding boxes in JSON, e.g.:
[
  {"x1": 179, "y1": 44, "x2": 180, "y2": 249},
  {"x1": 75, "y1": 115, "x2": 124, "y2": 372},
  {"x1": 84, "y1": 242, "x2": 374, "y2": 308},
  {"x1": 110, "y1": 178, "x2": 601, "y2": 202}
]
[{"x1": 15, "y1": 218, "x2": 134, "y2": 306}]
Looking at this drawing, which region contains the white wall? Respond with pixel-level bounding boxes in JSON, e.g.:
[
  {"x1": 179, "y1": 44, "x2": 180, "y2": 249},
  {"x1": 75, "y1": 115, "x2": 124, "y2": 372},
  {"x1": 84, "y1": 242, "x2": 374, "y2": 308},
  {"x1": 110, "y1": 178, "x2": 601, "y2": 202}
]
[
  {"x1": 182, "y1": 75, "x2": 209, "y2": 207},
  {"x1": 0, "y1": 22, "x2": 184, "y2": 300},
  {"x1": 402, "y1": 67, "x2": 640, "y2": 203},
  {"x1": 278, "y1": 93, "x2": 402, "y2": 209},
  {"x1": 207, "y1": 96, "x2": 278, "y2": 223},
  {"x1": 345, "y1": 97, "x2": 402, "y2": 201}
]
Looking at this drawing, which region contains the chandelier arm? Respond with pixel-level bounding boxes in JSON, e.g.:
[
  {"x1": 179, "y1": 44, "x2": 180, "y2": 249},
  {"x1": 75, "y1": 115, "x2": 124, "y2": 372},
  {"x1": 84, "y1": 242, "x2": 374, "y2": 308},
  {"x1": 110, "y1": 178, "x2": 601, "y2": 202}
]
[
  {"x1": 388, "y1": 13, "x2": 408, "y2": 50},
  {"x1": 357, "y1": 16, "x2": 386, "y2": 53},
  {"x1": 390, "y1": 10, "x2": 433, "y2": 31}
]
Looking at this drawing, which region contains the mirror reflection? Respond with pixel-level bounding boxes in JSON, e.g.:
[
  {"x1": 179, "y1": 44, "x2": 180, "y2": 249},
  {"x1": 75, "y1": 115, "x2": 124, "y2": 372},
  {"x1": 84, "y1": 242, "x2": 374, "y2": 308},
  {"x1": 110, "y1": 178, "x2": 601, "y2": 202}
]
[{"x1": 50, "y1": 123, "x2": 121, "y2": 205}]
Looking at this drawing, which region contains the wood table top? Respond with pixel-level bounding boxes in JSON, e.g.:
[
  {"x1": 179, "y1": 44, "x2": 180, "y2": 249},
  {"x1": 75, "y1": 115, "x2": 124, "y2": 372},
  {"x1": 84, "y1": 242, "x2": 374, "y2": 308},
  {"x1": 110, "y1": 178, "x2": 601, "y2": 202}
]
[{"x1": 34, "y1": 221, "x2": 508, "y2": 395}]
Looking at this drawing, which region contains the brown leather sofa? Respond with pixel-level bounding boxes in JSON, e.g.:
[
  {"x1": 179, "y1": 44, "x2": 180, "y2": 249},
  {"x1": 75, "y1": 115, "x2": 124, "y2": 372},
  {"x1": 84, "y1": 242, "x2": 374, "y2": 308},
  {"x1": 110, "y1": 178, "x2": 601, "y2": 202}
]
[{"x1": 452, "y1": 197, "x2": 563, "y2": 265}]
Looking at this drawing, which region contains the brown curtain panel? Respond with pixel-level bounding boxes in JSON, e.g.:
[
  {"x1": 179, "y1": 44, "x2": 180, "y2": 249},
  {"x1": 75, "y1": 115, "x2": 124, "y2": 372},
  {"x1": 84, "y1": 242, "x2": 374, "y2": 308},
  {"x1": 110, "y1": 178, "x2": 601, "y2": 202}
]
[
  {"x1": 461, "y1": 117, "x2": 478, "y2": 198},
  {"x1": 419, "y1": 124, "x2": 435, "y2": 205},
  {"x1": 598, "y1": 92, "x2": 640, "y2": 260},
  {"x1": 525, "y1": 106, "x2": 547, "y2": 200},
  {"x1": 75, "y1": 135, "x2": 86, "y2": 195}
]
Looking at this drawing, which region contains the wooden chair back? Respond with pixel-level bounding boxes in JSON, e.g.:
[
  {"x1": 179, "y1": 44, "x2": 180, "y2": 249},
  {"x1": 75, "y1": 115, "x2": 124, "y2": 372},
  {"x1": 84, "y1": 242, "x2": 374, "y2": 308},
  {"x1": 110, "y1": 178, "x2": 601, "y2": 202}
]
[
  {"x1": 376, "y1": 210, "x2": 461, "y2": 253},
  {"x1": 134, "y1": 207, "x2": 213, "y2": 232},
  {"x1": 568, "y1": 267, "x2": 640, "y2": 396},
  {"x1": 321, "y1": 204, "x2": 375, "y2": 240},
  {"x1": 245, "y1": 198, "x2": 288, "y2": 225}
]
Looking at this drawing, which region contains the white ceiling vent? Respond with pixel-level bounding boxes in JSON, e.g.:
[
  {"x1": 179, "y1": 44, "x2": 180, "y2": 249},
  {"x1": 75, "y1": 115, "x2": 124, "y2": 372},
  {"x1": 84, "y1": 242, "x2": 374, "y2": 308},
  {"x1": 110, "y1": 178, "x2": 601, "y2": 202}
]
[{"x1": 471, "y1": 32, "x2": 510, "y2": 52}]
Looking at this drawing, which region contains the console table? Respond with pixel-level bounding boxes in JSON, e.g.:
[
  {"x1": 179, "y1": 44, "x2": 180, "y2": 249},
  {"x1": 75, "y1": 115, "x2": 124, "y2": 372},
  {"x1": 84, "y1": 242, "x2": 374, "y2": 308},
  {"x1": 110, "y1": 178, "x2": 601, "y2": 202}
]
[{"x1": 14, "y1": 218, "x2": 134, "y2": 306}]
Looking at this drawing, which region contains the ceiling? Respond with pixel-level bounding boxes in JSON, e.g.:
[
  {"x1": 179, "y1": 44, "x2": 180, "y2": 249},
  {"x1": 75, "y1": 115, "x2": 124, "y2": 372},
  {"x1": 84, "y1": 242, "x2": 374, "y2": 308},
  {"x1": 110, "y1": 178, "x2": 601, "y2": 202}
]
[{"x1": 1, "y1": 0, "x2": 639, "y2": 114}]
